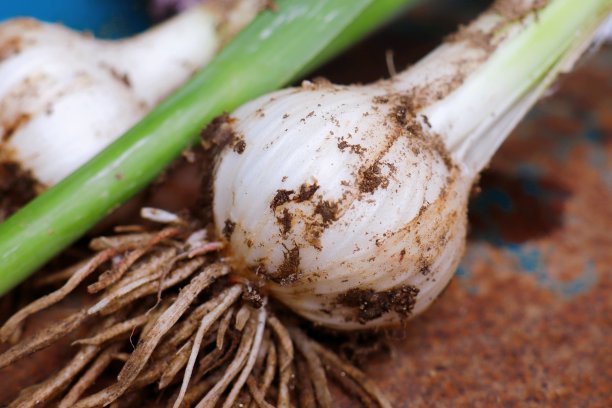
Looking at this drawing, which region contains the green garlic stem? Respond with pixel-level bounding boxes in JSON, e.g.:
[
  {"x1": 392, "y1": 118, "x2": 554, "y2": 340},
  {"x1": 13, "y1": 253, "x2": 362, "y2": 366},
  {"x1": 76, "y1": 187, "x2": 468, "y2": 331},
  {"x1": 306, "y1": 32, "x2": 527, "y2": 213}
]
[{"x1": 395, "y1": 0, "x2": 611, "y2": 175}]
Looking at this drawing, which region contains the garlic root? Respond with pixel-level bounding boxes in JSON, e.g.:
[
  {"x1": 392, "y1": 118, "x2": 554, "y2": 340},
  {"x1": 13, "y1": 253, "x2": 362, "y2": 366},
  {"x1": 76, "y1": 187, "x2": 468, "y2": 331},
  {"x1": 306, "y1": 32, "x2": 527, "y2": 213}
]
[{"x1": 0, "y1": 212, "x2": 386, "y2": 407}]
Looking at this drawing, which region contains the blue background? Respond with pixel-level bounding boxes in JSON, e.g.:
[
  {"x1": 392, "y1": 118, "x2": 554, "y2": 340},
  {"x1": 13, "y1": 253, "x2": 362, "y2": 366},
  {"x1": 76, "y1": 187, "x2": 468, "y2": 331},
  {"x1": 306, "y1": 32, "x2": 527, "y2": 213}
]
[{"x1": 0, "y1": 0, "x2": 150, "y2": 38}]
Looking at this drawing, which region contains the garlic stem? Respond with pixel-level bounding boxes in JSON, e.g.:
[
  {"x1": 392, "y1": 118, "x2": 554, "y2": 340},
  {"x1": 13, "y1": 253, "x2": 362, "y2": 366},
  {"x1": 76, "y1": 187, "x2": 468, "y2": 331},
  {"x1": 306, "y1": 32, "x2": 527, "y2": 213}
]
[
  {"x1": 98, "y1": 2, "x2": 265, "y2": 107},
  {"x1": 96, "y1": 6, "x2": 226, "y2": 108},
  {"x1": 392, "y1": 0, "x2": 611, "y2": 175}
]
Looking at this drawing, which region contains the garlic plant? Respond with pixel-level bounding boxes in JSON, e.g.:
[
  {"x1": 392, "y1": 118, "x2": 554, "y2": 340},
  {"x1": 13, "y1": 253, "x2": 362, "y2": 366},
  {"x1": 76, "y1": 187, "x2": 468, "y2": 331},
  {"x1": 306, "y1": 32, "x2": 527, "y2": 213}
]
[
  {"x1": 213, "y1": 0, "x2": 612, "y2": 329},
  {"x1": 1, "y1": 0, "x2": 610, "y2": 406},
  {"x1": 0, "y1": 0, "x2": 263, "y2": 190}
]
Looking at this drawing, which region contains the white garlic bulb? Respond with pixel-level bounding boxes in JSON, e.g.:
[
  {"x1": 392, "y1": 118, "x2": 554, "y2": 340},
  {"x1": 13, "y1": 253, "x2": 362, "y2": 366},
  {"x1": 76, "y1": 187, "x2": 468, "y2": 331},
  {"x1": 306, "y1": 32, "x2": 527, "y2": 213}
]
[
  {"x1": 214, "y1": 83, "x2": 471, "y2": 330},
  {"x1": 213, "y1": 0, "x2": 611, "y2": 329},
  {"x1": 0, "y1": 1, "x2": 263, "y2": 189}
]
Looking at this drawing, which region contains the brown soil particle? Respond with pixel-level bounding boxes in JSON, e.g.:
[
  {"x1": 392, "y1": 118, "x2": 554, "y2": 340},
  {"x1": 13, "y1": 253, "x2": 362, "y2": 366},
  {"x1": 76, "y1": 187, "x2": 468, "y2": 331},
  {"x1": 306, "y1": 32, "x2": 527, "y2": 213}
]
[
  {"x1": 270, "y1": 189, "x2": 294, "y2": 211},
  {"x1": 277, "y1": 208, "x2": 293, "y2": 235},
  {"x1": 100, "y1": 63, "x2": 132, "y2": 89},
  {"x1": 232, "y1": 139, "x2": 246, "y2": 154},
  {"x1": 200, "y1": 113, "x2": 237, "y2": 150},
  {"x1": 271, "y1": 183, "x2": 321, "y2": 219},
  {"x1": 222, "y1": 219, "x2": 236, "y2": 239},
  {"x1": 242, "y1": 284, "x2": 264, "y2": 308},
  {"x1": 314, "y1": 200, "x2": 339, "y2": 225},
  {"x1": 359, "y1": 162, "x2": 389, "y2": 194},
  {"x1": 372, "y1": 96, "x2": 389, "y2": 104},
  {"x1": 420, "y1": 265, "x2": 431, "y2": 276},
  {"x1": 337, "y1": 285, "x2": 420, "y2": 324},
  {"x1": 391, "y1": 105, "x2": 409, "y2": 127},
  {"x1": 296, "y1": 182, "x2": 320, "y2": 202},
  {"x1": 274, "y1": 244, "x2": 301, "y2": 285},
  {"x1": 337, "y1": 138, "x2": 366, "y2": 155},
  {"x1": 391, "y1": 94, "x2": 418, "y2": 120}
]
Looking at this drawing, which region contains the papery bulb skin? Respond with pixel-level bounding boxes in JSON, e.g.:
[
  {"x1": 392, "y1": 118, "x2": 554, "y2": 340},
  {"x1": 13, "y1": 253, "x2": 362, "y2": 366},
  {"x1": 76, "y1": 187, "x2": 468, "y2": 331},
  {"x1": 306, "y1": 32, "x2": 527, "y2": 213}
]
[
  {"x1": 213, "y1": 82, "x2": 472, "y2": 330},
  {"x1": 0, "y1": 2, "x2": 263, "y2": 189}
]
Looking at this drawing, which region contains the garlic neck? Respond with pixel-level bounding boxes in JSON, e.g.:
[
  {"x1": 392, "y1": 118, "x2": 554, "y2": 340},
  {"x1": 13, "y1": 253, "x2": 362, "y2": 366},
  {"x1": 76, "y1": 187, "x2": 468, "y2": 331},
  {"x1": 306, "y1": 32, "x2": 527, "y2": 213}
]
[
  {"x1": 98, "y1": 1, "x2": 264, "y2": 107},
  {"x1": 0, "y1": 1, "x2": 264, "y2": 188},
  {"x1": 389, "y1": 0, "x2": 611, "y2": 177}
]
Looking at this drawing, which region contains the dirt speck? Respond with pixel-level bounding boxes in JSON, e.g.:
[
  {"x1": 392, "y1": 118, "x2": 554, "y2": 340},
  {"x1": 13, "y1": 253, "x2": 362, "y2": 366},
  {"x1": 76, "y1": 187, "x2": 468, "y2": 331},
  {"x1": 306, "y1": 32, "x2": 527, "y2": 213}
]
[
  {"x1": 314, "y1": 200, "x2": 339, "y2": 225},
  {"x1": 270, "y1": 189, "x2": 294, "y2": 211},
  {"x1": 296, "y1": 182, "x2": 319, "y2": 202},
  {"x1": 242, "y1": 283, "x2": 264, "y2": 308},
  {"x1": 232, "y1": 139, "x2": 246, "y2": 154},
  {"x1": 222, "y1": 219, "x2": 236, "y2": 239},
  {"x1": 200, "y1": 113, "x2": 238, "y2": 150},
  {"x1": 372, "y1": 96, "x2": 389, "y2": 104},
  {"x1": 277, "y1": 208, "x2": 293, "y2": 235},
  {"x1": 359, "y1": 162, "x2": 389, "y2": 194},
  {"x1": 399, "y1": 249, "x2": 406, "y2": 262},
  {"x1": 337, "y1": 138, "x2": 366, "y2": 155},
  {"x1": 392, "y1": 105, "x2": 409, "y2": 127},
  {"x1": 273, "y1": 244, "x2": 301, "y2": 285}
]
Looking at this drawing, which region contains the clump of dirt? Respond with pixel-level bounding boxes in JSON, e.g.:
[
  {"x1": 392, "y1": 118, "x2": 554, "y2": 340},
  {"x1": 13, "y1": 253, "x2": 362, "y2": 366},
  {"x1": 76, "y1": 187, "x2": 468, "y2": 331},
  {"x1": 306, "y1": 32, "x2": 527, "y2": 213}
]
[
  {"x1": 314, "y1": 200, "x2": 339, "y2": 226},
  {"x1": 358, "y1": 162, "x2": 389, "y2": 194},
  {"x1": 270, "y1": 189, "x2": 294, "y2": 210},
  {"x1": 232, "y1": 138, "x2": 246, "y2": 154},
  {"x1": 337, "y1": 138, "x2": 366, "y2": 155},
  {"x1": 274, "y1": 244, "x2": 301, "y2": 285},
  {"x1": 296, "y1": 182, "x2": 320, "y2": 202},
  {"x1": 222, "y1": 218, "x2": 236, "y2": 239},
  {"x1": 337, "y1": 285, "x2": 420, "y2": 324},
  {"x1": 277, "y1": 208, "x2": 293, "y2": 236}
]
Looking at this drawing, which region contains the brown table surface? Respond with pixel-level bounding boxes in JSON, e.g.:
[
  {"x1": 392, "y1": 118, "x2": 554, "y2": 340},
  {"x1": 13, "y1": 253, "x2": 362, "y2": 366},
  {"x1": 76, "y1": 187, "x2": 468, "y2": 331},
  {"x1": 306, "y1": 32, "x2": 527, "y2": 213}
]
[{"x1": 1, "y1": 3, "x2": 611, "y2": 407}]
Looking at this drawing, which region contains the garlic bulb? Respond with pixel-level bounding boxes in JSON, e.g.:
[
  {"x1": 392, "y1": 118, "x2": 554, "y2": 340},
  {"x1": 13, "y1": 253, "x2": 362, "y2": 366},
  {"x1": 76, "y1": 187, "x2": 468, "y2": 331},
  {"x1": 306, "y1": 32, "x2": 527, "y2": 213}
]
[
  {"x1": 213, "y1": 0, "x2": 611, "y2": 329},
  {"x1": 0, "y1": 1, "x2": 264, "y2": 189}
]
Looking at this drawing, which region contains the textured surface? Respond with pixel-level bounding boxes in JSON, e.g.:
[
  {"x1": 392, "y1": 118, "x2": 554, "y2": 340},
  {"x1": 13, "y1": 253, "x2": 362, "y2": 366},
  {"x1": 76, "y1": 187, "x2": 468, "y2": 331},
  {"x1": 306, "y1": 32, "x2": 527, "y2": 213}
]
[{"x1": 1, "y1": 2, "x2": 611, "y2": 406}]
